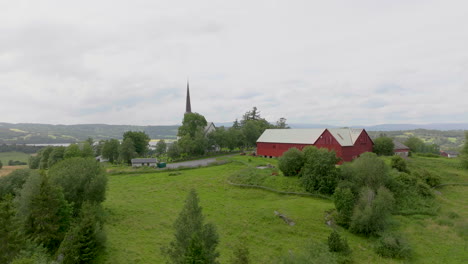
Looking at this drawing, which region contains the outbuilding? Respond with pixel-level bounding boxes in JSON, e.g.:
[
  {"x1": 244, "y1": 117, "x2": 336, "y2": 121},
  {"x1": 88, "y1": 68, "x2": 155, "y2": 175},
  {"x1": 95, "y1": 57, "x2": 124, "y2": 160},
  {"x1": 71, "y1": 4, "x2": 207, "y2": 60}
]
[
  {"x1": 393, "y1": 140, "x2": 410, "y2": 157},
  {"x1": 256, "y1": 128, "x2": 373, "y2": 163},
  {"x1": 131, "y1": 158, "x2": 158, "y2": 167}
]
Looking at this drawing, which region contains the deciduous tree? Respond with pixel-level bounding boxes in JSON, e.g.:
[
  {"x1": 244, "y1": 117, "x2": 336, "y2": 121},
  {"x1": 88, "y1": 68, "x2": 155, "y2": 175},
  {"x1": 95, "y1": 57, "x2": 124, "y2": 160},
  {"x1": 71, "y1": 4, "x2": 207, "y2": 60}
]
[
  {"x1": 301, "y1": 146, "x2": 340, "y2": 194},
  {"x1": 373, "y1": 137, "x2": 394, "y2": 156},
  {"x1": 123, "y1": 131, "x2": 150, "y2": 156},
  {"x1": 119, "y1": 138, "x2": 137, "y2": 164},
  {"x1": 101, "y1": 139, "x2": 120, "y2": 163},
  {"x1": 155, "y1": 139, "x2": 167, "y2": 156}
]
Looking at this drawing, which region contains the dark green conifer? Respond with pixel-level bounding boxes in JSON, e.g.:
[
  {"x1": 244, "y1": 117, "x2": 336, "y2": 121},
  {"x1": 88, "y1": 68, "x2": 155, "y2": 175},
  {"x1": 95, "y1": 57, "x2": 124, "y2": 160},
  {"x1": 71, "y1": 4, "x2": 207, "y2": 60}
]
[{"x1": 0, "y1": 194, "x2": 26, "y2": 263}]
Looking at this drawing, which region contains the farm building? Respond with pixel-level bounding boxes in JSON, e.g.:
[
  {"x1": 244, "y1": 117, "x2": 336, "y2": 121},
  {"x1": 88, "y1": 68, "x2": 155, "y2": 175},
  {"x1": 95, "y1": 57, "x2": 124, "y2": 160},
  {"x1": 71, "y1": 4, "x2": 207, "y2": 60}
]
[
  {"x1": 440, "y1": 151, "x2": 459, "y2": 158},
  {"x1": 256, "y1": 128, "x2": 373, "y2": 162},
  {"x1": 131, "y1": 158, "x2": 158, "y2": 167},
  {"x1": 393, "y1": 140, "x2": 410, "y2": 157}
]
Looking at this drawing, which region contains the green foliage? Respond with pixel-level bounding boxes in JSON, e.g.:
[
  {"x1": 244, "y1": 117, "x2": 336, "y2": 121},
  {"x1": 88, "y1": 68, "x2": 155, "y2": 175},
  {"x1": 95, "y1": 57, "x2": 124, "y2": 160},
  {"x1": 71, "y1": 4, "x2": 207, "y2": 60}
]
[
  {"x1": 48, "y1": 146, "x2": 65, "y2": 168},
  {"x1": 412, "y1": 169, "x2": 441, "y2": 187},
  {"x1": 123, "y1": 131, "x2": 150, "y2": 156},
  {"x1": 349, "y1": 187, "x2": 394, "y2": 236},
  {"x1": 390, "y1": 155, "x2": 409, "y2": 173},
  {"x1": 0, "y1": 159, "x2": 2, "y2": 169},
  {"x1": 373, "y1": 137, "x2": 394, "y2": 156},
  {"x1": 301, "y1": 146, "x2": 340, "y2": 195},
  {"x1": 333, "y1": 187, "x2": 355, "y2": 227},
  {"x1": 24, "y1": 174, "x2": 71, "y2": 252},
  {"x1": 178, "y1": 132, "x2": 208, "y2": 156},
  {"x1": 64, "y1": 144, "x2": 82, "y2": 159},
  {"x1": 57, "y1": 202, "x2": 106, "y2": 264},
  {"x1": 39, "y1": 147, "x2": 54, "y2": 170},
  {"x1": 0, "y1": 194, "x2": 26, "y2": 263},
  {"x1": 10, "y1": 243, "x2": 50, "y2": 264},
  {"x1": 28, "y1": 155, "x2": 40, "y2": 169},
  {"x1": 155, "y1": 139, "x2": 167, "y2": 156},
  {"x1": 461, "y1": 131, "x2": 468, "y2": 169},
  {"x1": 49, "y1": 157, "x2": 107, "y2": 213},
  {"x1": 81, "y1": 142, "x2": 94, "y2": 158},
  {"x1": 178, "y1": 113, "x2": 208, "y2": 138},
  {"x1": 119, "y1": 138, "x2": 137, "y2": 164},
  {"x1": 229, "y1": 241, "x2": 250, "y2": 264},
  {"x1": 404, "y1": 136, "x2": 439, "y2": 154},
  {"x1": 0, "y1": 169, "x2": 36, "y2": 199},
  {"x1": 278, "y1": 148, "x2": 304, "y2": 177},
  {"x1": 374, "y1": 232, "x2": 412, "y2": 259},
  {"x1": 101, "y1": 139, "x2": 120, "y2": 163},
  {"x1": 278, "y1": 240, "x2": 338, "y2": 264},
  {"x1": 167, "y1": 142, "x2": 181, "y2": 159},
  {"x1": 163, "y1": 189, "x2": 219, "y2": 264},
  {"x1": 340, "y1": 152, "x2": 391, "y2": 193},
  {"x1": 327, "y1": 230, "x2": 351, "y2": 255}
]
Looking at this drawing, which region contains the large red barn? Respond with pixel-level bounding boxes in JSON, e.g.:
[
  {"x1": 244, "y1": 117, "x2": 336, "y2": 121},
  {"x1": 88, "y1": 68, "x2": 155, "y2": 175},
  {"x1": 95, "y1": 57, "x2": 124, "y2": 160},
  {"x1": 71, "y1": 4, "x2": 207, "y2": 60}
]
[{"x1": 256, "y1": 128, "x2": 373, "y2": 162}]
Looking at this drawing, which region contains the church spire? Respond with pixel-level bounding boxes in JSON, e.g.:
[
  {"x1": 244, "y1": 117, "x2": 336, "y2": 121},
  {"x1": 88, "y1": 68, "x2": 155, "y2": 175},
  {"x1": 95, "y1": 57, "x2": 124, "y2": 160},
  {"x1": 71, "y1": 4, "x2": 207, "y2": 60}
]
[{"x1": 185, "y1": 81, "x2": 192, "y2": 113}]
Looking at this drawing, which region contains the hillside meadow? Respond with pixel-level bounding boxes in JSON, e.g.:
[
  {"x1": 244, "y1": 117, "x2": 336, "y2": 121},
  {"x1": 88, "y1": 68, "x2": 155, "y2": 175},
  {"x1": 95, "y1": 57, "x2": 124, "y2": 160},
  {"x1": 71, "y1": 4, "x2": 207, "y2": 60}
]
[{"x1": 94, "y1": 155, "x2": 467, "y2": 263}]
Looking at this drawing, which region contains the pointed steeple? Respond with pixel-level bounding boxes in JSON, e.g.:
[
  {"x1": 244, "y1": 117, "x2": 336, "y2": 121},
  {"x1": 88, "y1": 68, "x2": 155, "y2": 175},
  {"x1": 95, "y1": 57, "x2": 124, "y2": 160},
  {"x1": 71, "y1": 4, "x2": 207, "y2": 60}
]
[{"x1": 185, "y1": 81, "x2": 192, "y2": 113}]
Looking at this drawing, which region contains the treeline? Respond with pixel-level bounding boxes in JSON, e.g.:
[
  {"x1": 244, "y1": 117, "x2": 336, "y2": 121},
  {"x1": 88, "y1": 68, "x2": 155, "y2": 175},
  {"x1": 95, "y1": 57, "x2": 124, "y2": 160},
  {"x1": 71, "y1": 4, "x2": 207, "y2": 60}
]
[
  {"x1": 278, "y1": 147, "x2": 440, "y2": 260},
  {"x1": 167, "y1": 107, "x2": 288, "y2": 160},
  {"x1": 373, "y1": 135, "x2": 441, "y2": 156},
  {"x1": 371, "y1": 129, "x2": 466, "y2": 150},
  {"x1": 0, "y1": 157, "x2": 107, "y2": 263},
  {"x1": 0, "y1": 144, "x2": 44, "y2": 154}
]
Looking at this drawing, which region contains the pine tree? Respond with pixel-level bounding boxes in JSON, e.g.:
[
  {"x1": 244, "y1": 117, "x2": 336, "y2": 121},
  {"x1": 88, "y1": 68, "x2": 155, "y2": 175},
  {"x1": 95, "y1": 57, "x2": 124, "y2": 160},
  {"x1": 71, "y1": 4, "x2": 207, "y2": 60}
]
[
  {"x1": 0, "y1": 194, "x2": 26, "y2": 263},
  {"x1": 163, "y1": 189, "x2": 219, "y2": 264},
  {"x1": 57, "y1": 202, "x2": 105, "y2": 263},
  {"x1": 25, "y1": 174, "x2": 71, "y2": 253}
]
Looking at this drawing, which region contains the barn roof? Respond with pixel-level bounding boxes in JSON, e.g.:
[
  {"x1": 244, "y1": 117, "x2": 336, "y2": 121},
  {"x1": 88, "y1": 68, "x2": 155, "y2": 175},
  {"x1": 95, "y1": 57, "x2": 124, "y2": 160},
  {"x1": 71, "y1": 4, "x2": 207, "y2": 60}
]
[
  {"x1": 256, "y1": 129, "x2": 326, "y2": 144},
  {"x1": 256, "y1": 128, "x2": 365, "y2": 146},
  {"x1": 393, "y1": 140, "x2": 409, "y2": 150}
]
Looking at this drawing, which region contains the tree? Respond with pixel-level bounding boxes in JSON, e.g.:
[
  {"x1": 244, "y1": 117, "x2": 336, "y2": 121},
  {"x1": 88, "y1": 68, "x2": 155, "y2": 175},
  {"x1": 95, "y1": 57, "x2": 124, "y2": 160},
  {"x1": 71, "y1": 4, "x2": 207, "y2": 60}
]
[
  {"x1": 123, "y1": 131, "x2": 151, "y2": 156},
  {"x1": 29, "y1": 155, "x2": 41, "y2": 169},
  {"x1": 39, "y1": 146, "x2": 54, "y2": 170},
  {"x1": 349, "y1": 186, "x2": 394, "y2": 236},
  {"x1": 81, "y1": 142, "x2": 95, "y2": 158},
  {"x1": 461, "y1": 131, "x2": 468, "y2": 169},
  {"x1": 373, "y1": 137, "x2": 394, "y2": 156},
  {"x1": 301, "y1": 146, "x2": 340, "y2": 194},
  {"x1": 241, "y1": 120, "x2": 270, "y2": 148},
  {"x1": 333, "y1": 187, "x2": 356, "y2": 227},
  {"x1": 48, "y1": 146, "x2": 66, "y2": 168},
  {"x1": 178, "y1": 113, "x2": 208, "y2": 138},
  {"x1": 0, "y1": 169, "x2": 36, "y2": 199},
  {"x1": 278, "y1": 148, "x2": 304, "y2": 176},
  {"x1": 24, "y1": 174, "x2": 71, "y2": 252},
  {"x1": 64, "y1": 144, "x2": 82, "y2": 159},
  {"x1": 101, "y1": 139, "x2": 120, "y2": 163},
  {"x1": 0, "y1": 194, "x2": 26, "y2": 263},
  {"x1": 275, "y1": 117, "x2": 290, "y2": 129},
  {"x1": 163, "y1": 189, "x2": 219, "y2": 264},
  {"x1": 49, "y1": 158, "x2": 107, "y2": 214},
  {"x1": 178, "y1": 132, "x2": 208, "y2": 156},
  {"x1": 167, "y1": 142, "x2": 181, "y2": 160},
  {"x1": 0, "y1": 159, "x2": 2, "y2": 169},
  {"x1": 119, "y1": 138, "x2": 137, "y2": 164},
  {"x1": 57, "y1": 202, "x2": 106, "y2": 263},
  {"x1": 155, "y1": 140, "x2": 167, "y2": 156},
  {"x1": 327, "y1": 230, "x2": 350, "y2": 254},
  {"x1": 404, "y1": 137, "x2": 425, "y2": 153}
]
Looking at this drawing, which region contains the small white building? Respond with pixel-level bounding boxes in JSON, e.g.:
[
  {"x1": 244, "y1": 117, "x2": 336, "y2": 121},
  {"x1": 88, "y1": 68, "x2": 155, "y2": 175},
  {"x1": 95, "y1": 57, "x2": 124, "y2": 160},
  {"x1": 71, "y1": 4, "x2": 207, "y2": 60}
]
[{"x1": 131, "y1": 158, "x2": 158, "y2": 167}]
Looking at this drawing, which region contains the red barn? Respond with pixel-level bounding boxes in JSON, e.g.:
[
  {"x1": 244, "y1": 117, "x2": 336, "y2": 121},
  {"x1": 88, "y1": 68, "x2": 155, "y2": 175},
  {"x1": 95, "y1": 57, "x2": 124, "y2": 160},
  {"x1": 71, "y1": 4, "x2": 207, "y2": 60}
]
[{"x1": 256, "y1": 128, "x2": 373, "y2": 162}]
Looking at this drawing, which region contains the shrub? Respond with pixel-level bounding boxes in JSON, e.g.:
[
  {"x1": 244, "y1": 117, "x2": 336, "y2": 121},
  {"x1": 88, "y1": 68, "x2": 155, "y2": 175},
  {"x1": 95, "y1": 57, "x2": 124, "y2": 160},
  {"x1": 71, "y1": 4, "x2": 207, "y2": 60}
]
[
  {"x1": 328, "y1": 230, "x2": 351, "y2": 255},
  {"x1": 374, "y1": 232, "x2": 412, "y2": 259},
  {"x1": 390, "y1": 156, "x2": 409, "y2": 173},
  {"x1": 350, "y1": 187, "x2": 394, "y2": 236},
  {"x1": 301, "y1": 146, "x2": 340, "y2": 195},
  {"x1": 373, "y1": 137, "x2": 394, "y2": 156},
  {"x1": 278, "y1": 148, "x2": 304, "y2": 177},
  {"x1": 333, "y1": 187, "x2": 355, "y2": 227},
  {"x1": 229, "y1": 241, "x2": 250, "y2": 264}
]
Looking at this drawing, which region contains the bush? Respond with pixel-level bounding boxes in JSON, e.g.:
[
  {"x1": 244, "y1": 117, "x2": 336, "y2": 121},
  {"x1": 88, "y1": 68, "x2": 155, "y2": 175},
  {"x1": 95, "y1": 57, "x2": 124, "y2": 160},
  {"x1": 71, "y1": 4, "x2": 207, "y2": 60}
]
[
  {"x1": 374, "y1": 232, "x2": 412, "y2": 259},
  {"x1": 350, "y1": 187, "x2": 394, "y2": 236},
  {"x1": 327, "y1": 230, "x2": 351, "y2": 255},
  {"x1": 333, "y1": 187, "x2": 355, "y2": 227},
  {"x1": 301, "y1": 146, "x2": 340, "y2": 195},
  {"x1": 278, "y1": 148, "x2": 304, "y2": 177},
  {"x1": 390, "y1": 156, "x2": 409, "y2": 173}
]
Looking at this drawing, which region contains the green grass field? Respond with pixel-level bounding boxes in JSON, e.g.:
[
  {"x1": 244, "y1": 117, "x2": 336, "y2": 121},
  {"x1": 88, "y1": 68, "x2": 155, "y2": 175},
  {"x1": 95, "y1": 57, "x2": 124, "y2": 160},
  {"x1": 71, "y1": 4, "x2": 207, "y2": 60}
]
[
  {"x1": 96, "y1": 155, "x2": 468, "y2": 263},
  {"x1": 0, "y1": 151, "x2": 31, "y2": 165}
]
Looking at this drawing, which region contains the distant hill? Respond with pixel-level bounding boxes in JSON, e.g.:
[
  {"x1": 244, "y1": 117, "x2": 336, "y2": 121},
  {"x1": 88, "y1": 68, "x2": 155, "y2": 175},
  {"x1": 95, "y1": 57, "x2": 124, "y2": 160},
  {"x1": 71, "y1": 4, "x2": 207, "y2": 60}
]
[{"x1": 0, "y1": 123, "x2": 178, "y2": 144}]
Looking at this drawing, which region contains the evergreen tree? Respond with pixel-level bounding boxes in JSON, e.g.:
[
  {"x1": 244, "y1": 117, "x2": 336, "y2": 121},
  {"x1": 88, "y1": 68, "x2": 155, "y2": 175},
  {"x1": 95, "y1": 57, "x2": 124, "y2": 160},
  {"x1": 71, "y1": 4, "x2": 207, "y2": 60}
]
[
  {"x1": 163, "y1": 189, "x2": 219, "y2": 264},
  {"x1": 24, "y1": 174, "x2": 71, "y2": 252},
  {"x1": 57, "y1": 202, "x2": 106, "y2": 264},
  {"x1": 0, "y1": 194, "x2": 26, "y2": 263}
]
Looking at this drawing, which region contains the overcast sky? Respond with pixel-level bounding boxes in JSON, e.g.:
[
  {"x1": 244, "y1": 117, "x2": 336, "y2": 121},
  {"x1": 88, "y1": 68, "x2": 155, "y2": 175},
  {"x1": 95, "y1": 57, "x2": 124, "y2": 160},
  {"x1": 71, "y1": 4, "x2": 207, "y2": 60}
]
[{"x1": 1, "y1": 0, "x2": 467, "y2": 126}]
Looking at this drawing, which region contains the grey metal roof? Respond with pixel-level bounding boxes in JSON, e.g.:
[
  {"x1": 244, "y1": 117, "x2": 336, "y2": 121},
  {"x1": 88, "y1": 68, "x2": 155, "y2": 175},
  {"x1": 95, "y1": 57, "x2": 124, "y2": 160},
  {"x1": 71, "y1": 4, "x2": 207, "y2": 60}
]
[
  {"x1": 256, "y1": 129, "x2": 325, "y2": 144},
  {"x1": 257, "y1": 128, "x2": 365, "y2": 146},
  {"x1": 131, "y1": 158, "x2": 158, "y2": 163},
  {"x1": 392, "y1": 140, "x2": 409, "y2": 150}
]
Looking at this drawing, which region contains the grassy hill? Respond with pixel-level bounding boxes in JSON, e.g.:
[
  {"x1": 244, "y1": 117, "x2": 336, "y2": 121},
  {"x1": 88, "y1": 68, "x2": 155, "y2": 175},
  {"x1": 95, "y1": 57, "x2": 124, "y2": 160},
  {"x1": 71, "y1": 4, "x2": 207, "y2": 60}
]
[
  {"x1": 0, "y1": 123, "x2": 178, "y2": 144},
  {"x1": 96, "y1": 155, "x2": 467, "y2": 263}
]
